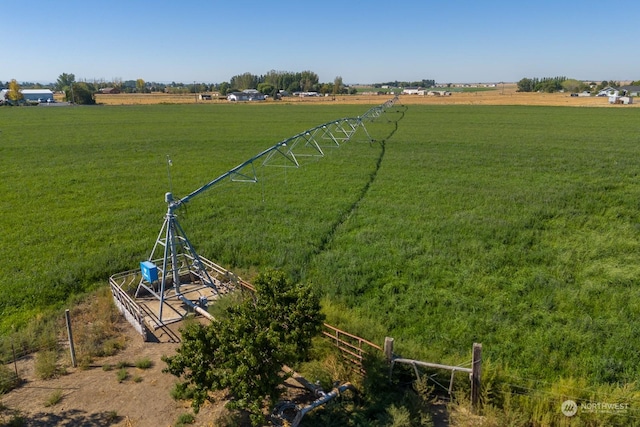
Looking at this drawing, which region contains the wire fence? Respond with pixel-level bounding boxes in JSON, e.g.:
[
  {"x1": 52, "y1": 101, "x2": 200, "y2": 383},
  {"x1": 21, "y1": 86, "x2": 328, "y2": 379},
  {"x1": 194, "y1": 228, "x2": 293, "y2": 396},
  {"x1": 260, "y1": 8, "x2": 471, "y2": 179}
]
[{"x1": 0, "y1": 336, "x2": 66, "y2": 393}]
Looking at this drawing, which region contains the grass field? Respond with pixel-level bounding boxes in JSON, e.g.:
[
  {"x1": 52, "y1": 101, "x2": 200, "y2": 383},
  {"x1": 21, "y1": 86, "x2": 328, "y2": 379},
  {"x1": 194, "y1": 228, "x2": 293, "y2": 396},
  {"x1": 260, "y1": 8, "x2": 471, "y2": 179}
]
[{"x1": 2, "y1": 102, "x2": 640, "y2": 397}]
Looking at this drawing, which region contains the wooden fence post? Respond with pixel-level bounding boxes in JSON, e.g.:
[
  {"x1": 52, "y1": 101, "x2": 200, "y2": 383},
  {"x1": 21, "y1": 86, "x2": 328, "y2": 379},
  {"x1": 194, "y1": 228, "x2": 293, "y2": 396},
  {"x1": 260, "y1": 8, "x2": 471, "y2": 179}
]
[
  {"x1": 11, "y1": 343, "x2": 19, "y2": 380},
  {"x1": 470, "y1": 342, "x2": 482, "y2": 412},
  {"x1": 384, "y1": 337, "x2": 394, "y2": 362},
  {"x1": 65, "y1": 309, "x2": 77, "y2": 368}
]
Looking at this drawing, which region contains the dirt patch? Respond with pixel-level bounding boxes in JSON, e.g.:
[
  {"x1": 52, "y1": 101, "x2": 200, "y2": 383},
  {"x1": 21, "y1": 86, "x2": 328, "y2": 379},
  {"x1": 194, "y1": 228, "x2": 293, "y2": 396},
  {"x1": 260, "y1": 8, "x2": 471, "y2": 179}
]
[{"x1": 0, "y1": 318, "x2": 228, "y2": 427}]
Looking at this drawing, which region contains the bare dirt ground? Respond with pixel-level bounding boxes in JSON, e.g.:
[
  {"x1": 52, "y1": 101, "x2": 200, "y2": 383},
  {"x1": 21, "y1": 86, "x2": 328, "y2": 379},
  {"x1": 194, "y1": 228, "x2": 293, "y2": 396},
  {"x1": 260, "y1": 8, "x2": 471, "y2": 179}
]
[{"x1": 0, "y1": 319, "x2": 228, "y2": 427}]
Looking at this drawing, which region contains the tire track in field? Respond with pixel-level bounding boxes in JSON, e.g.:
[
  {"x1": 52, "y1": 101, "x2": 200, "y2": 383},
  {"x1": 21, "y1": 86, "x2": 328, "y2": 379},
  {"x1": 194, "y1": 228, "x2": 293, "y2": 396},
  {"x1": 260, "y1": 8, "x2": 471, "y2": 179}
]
[{"x1": 296, "y1": 106, "x2": 407, "y2": 279}]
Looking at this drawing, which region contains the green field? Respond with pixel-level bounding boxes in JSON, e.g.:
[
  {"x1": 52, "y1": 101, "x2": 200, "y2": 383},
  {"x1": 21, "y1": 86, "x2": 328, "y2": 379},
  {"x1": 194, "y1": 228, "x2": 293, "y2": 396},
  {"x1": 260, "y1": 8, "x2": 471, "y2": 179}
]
[{"x1": 2, "y1": 102, "x2": 640, "y2": 393}]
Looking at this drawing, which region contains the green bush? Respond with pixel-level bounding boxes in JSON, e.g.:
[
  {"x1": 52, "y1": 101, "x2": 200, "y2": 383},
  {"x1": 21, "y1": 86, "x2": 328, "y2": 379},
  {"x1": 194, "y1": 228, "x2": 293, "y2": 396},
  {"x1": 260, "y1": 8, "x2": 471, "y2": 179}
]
[
  {"x1": 135, "y1": 357, "x2": 153, "y2": 370},
  {"x1": 175, "y1": 412, "x2": 195, "y2": 426},
  {"x1": 170, "y1": 382, "x2": 194, "y2": 401}
]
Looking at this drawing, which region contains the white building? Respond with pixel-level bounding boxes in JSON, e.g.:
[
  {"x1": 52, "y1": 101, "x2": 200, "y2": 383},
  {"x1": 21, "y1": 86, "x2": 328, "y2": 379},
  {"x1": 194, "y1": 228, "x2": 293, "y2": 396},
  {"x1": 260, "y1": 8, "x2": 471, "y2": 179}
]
[{"x1": 0, "y1": 89, "x2": 55, "y2": 103}]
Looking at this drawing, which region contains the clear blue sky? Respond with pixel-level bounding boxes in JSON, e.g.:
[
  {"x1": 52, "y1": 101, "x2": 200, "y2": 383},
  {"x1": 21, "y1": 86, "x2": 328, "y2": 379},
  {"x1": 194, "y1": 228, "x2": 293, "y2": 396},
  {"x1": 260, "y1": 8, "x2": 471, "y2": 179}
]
[{"x1": 5, "y1": 0, "x2": 639, "y2": 85}]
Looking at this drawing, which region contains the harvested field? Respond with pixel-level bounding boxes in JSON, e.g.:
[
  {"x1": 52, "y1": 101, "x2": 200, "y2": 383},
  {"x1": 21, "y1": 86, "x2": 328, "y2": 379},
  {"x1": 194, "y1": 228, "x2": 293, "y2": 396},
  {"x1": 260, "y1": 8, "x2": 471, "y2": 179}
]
[{"x1": 94, "y1": 84, "x2": 637, "y2": 107}]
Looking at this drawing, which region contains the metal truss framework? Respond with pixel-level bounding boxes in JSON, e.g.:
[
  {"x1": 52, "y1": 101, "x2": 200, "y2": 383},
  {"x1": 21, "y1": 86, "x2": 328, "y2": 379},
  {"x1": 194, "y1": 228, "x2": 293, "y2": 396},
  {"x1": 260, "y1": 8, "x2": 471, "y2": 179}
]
[{"x1": 135, "y1": 97, "x2": 399, "y2": 323}]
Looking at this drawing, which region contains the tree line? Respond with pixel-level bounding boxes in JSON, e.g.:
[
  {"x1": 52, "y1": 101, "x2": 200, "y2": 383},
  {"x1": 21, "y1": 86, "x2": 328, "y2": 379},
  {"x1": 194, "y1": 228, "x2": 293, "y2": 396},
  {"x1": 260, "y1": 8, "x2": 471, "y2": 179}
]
[
  {"x1": 374, "y1": 79, "x2": 435, "y2": 88},
  {"x1": 1, "y1": 71, "x2": 441, "y2": 105},
  {"x1": 517, "y1": 76, "x2": 639, "y2": 93},
  {"x1": 1, "y1": 70, "x2": 358, "y2": 105}
]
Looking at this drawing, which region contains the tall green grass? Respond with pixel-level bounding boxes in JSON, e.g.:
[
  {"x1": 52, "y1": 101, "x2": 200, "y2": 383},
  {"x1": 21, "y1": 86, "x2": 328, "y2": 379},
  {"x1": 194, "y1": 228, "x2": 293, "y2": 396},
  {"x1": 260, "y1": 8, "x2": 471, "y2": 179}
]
[
  {"x1": 0, "y1": 103, "x2": 379, "y2": 331},
  {"x1": 2, "y1": 103, "x2": 640, "y2": 394},
  {"x1": 310, "y1": 105, "x2": 640, "y2": 384}
]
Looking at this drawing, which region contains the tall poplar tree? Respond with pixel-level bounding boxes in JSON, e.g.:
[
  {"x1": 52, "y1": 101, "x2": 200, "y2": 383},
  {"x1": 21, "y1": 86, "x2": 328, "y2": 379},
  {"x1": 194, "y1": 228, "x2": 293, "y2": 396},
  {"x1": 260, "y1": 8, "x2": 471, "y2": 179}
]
[{"x1": 8, "y1": 79, "x2": 23, "y2": 102}]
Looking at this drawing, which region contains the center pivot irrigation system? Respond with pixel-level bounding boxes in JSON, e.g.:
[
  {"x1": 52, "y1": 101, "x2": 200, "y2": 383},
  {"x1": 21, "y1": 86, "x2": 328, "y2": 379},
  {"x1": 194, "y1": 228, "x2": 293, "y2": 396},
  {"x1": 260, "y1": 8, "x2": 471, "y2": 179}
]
[{"x1": 110, "y1": 96, "x2": 399, "y2": 333}]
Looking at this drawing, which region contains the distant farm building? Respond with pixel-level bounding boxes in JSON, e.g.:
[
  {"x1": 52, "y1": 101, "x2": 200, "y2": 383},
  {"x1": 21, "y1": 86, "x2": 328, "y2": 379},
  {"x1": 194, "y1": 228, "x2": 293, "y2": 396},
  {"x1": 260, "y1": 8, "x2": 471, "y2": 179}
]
[
  {"x1": 596, "y1": 86, "x2": 618, "y2": 97},
  {"x1": 0, "y1": 88, "x2": 55, "y2": 103},
  {"x1": 426, "y1": 90, "x2": 452, "y2": 96},
  {"x1": 402, "y1": 87, "x2": 421, "y2": 95},
  {"x1": 99, "y1": 87, "x2": 121, "y2": 94},
  {"x1": 227, "y1": 89, "x2": 266, "y2": 102},
  {"x1": 22, "y1": 89, "x2": 54, "y2": 102},
  {"x1": 620, "y1": 86, "x2": 640, "y2": 96}
]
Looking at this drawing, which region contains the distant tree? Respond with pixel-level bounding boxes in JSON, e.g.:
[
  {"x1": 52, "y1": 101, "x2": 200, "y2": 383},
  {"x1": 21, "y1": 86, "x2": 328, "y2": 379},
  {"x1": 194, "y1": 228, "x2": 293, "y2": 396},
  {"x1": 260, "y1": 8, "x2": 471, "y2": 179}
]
[
  {"x1": 218, "y1": 82, "x2": 230, "y2": 96},
  {"x1": 319, "y1": 83, "x2": 333, "y2": 95},
  {"x1": 257, "y1": 82, "x2": 274, "y2": 95},
  {"x1": 561, "y1": 79, "x2": 582, "y2": 93},
  {"x1": 596, "y1": 80, "x2": 619, "y2": 91},
  {"x1": 333, "y1": 76, "x2": 343, "y2": 96},
  {"x1": 136, "y1": 78, "x2": 146, "y2": 93},
  {"x1": 630, "y1": 80, "x2": 640, "y2": 86},
  {"x1": 112, "y1": 77, "x2": 123, "y2": 91},
  {"x1": 287, "y1": 81, "x2": 300, "y2": 93},
  {"x1": 55, "y1": 73, "x2": 75, "y2": 92},
  {"x1": 263, "y1": 69, "x2": 288, "y2": 90},
  {"x1": 121, "y1": 80, "x2": 137, "y2": 93},
  {"x1": 300, "y1": 70, "x2": 319, "y2": 91},
  {"x1": 517, "y1": 78, "x2": 535, "y2": 92},
  {"x1": 518, "y1": 76, "x2": 566, "y2": 93},
  {"x1": 68, "y1": 82, "x2": 95, "y2": 105},
  {"x1": 163, "y1": 269, "x2": 324, "y2": 426},
  {"x1": 230, "y1": 72, "x2": 258, "y2": 90},
  {"x1": 7, "y1": 79, "x2": 23, "y2": 103}
]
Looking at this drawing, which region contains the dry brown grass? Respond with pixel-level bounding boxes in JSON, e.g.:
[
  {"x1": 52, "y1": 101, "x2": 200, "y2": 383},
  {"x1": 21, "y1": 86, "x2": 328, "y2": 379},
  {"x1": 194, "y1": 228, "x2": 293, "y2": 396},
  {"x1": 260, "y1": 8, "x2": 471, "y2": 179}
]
[
  {"x1": 95, "y1": 93, "x2": 223, "y2": 105},
  {"x1": 94, "y1": 86, "x2": 637, "y2": 108}
]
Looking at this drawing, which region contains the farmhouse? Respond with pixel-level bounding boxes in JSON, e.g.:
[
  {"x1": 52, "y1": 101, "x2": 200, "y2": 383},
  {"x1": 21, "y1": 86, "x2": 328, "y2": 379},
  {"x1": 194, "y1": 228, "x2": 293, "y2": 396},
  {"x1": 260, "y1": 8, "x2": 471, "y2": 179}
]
[
  {"x1": 596, "y1": 86, "x2": 618, "y2": 97},
  {"x1": 620, "y1": 85, "x2": 640, "y2": 96},
  {"x1": 99, "y1": 87, "x2": 121, "y2": 94},
  {"x1": 227, "y1": 89, "x2": 266, "y2": 102}
]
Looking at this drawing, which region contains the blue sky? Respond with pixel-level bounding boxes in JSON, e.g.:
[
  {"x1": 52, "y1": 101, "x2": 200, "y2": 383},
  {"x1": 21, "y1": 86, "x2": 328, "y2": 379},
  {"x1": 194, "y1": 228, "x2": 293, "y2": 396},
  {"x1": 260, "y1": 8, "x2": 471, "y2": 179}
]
[{"x1": 5, "y1": 0, "x2": 639, "y2": 85}]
